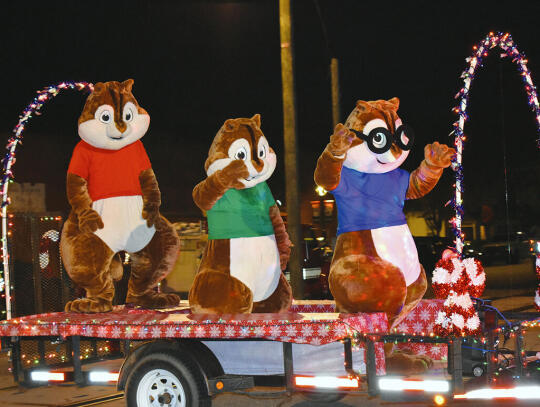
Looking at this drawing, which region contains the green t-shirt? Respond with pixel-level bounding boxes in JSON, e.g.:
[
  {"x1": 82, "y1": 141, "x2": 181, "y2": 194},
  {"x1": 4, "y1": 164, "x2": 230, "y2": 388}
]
[{"x1": 207, "y1": 181, "x2": 276, "y2": 240}]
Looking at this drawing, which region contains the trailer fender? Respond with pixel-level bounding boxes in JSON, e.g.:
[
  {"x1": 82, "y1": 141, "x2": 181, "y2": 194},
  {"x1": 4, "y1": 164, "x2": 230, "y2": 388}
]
[{"x1": 117, "y1": 339, "x2": 224, "y2": 393}]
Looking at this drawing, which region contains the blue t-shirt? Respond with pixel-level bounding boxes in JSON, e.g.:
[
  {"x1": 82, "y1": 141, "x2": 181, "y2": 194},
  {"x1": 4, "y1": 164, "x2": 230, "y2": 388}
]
[{"x1": 331, "y1": 166, "x2": 410, "y2": 235}]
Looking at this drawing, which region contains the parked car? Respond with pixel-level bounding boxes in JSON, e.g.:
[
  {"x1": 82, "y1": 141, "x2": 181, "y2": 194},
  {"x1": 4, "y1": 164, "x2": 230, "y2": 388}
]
[
  {"x1": 479, "y1": 232, "x2": 538, "y2": 266},
  {"x1": 285, "y1": 225, "x2": 333, "y2": 300}
]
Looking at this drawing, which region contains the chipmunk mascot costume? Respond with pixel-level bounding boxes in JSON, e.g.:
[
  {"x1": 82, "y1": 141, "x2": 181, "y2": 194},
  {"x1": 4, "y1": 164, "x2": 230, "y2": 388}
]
[
  {"x1": 189, "y1": 114, "x2": 293, "y2": 314},
  {"x1": 314, "y1": 98, "x2": 455, "y2": 374},
  {"x1": 60, "y1": 79, "x2": 180, "y2": 313}
]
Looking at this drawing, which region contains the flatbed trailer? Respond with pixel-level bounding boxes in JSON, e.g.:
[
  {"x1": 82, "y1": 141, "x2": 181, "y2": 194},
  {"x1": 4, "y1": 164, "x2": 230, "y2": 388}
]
[{"x1": 0, "y1": 299, "x2": 538, "y2": 406}]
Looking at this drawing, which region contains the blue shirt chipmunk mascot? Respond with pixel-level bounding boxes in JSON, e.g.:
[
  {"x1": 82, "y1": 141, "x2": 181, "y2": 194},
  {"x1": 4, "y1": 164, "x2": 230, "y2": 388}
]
[{"x1": 315, "y1": 98, "x2": 455, "y2": 374}]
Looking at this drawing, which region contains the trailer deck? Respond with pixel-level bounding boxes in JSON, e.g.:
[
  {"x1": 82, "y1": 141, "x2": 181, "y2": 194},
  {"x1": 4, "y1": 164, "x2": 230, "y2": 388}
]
[
  {"x1": 0, "y1": 300, "x2": 388, "y2": 346},
  {"x1": 2, "y1": 298, "x2": 538, "y2": 405}
]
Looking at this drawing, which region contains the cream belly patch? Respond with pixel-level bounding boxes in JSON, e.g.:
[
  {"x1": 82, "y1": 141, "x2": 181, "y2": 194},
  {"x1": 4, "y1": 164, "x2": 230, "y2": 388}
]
[
  {"x1": 371, "y1": 224, "x2": 421, "y2": 286},
  {"x1": 229, "y1": 235, "x2": 281, "y2": 302},
  {"x1": 92, "y1": 195, "x2": 156, "y2": 253}
]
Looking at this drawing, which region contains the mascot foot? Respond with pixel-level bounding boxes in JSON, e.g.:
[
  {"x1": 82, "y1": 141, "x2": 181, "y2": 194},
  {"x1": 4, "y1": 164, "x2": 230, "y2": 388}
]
[
  {"x1": 126, "y1": 291, "x2": 180, "y2": 309},
  {"x1": 189, "y1": 271, "x2": 253, "y2": 314},
  {"x1": 65, "y1": 297, "x2": 113, "y2": 313},
  {"x1": 385, "y1": 351, "x2": 434, "y2": 375}
]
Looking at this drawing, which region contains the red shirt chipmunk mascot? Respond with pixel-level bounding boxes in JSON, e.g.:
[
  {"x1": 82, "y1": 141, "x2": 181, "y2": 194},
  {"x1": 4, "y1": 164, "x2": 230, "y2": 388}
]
[
  {"x1": 60, "y1": 79, "x2": 180, "y2": 313},
  {"x1": 315, "y1": 98, "x2": 455, "y2": 374}
]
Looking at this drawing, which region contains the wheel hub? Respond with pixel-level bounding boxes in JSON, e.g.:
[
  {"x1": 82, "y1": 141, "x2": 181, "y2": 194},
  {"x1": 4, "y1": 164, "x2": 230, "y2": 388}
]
[
  {"x1": 158, "y1": 392, "x2": 173, "y2": 404},
  {"x1": 136, "y1": 368, "x2": 186, "y2": 407}
]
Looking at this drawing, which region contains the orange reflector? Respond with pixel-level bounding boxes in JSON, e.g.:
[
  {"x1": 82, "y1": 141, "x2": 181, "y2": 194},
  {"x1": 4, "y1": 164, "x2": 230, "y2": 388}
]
[
  {"x1": 294, "y1": 375, "x2": 359, "y2": 389},
  {"x1": 31, "y1": 371, "x2": 65, "y2": 382},
  {"x1": 216, "y1": 381, "x2": 224, "y2": 390},
  {"x1": 434, "y1": 394, "x2": 446, "y2": 405}
]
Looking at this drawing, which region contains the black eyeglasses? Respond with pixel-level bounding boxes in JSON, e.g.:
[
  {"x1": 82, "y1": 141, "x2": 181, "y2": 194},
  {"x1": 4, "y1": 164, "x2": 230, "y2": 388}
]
[{"x1": 350, "y1": 124, "x2": 415, "y2": 154}]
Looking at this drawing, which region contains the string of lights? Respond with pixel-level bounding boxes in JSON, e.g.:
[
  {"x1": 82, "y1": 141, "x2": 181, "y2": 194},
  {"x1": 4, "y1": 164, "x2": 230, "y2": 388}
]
[
  {"x1": 443, "y1": 32, "x2": 540, "y2": 330},
  {"x1": 0, "y1": 82, "x2": 93, "y2": 320}
]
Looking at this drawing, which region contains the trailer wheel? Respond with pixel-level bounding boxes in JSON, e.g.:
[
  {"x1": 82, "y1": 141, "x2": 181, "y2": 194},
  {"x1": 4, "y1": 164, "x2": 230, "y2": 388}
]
[
  {"x1": 125, "y1": 353, "x2": 210, "y2": 407},
  {"x1": 301, "y1": 391, "x2": 345, "y2": 404}
]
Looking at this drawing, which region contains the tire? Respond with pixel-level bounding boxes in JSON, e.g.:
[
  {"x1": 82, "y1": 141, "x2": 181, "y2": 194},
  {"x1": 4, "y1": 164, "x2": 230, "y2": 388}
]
[
  {"x1": 125, "y1": 352, "x2": 211, "y2": 407},
  {"x1": 301, "y1": 391, "x2": 346, "y2": 404}
]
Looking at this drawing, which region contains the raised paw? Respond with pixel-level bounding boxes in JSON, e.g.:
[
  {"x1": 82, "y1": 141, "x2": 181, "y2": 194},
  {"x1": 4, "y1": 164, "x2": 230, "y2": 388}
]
[
  {"x1": 126, "y1": 291, "x2": 180, "y2": 309},
  {"x1": 219, "y1": 159, "x2": 250, "y2": 189},
  {"x1": 424, "y1": 141, "x2": 455, "y2": 168},
  {"x1": 328, "y1": 123, "x2": 355, "y2": 156},
  {"x1": 65, "y1": 297, "x2": 113, "y2": 313}
]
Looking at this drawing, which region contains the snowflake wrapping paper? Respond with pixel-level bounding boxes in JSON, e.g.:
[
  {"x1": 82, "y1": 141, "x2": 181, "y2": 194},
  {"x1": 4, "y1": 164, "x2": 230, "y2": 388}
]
[
  {"x1": 394, "y1": 299, "x2": 448, "y2": 360},
  {"x1": 0, "y1": 299, "x2": 446, "y2": 371},
  {"x1": 0, "y1": 300, "x2": 386, "y2": 345}
]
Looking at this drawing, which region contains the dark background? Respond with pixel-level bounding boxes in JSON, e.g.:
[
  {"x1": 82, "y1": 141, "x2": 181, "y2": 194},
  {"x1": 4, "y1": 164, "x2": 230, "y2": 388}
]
[{"x1": 1, "y1": 0, "x2": 539, "y2": 234}]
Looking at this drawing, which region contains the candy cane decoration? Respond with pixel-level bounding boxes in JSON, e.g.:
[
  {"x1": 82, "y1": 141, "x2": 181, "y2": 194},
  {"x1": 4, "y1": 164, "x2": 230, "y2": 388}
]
[
  {"x1": 1, "y1": 82, "x2": 93, "y2": 319},
  {"x1": 432, "y1": 253, "x2": 486, "y2": 336},
  {"x1": 39, "y1": 229, "x2": 61, "y2": 278}
]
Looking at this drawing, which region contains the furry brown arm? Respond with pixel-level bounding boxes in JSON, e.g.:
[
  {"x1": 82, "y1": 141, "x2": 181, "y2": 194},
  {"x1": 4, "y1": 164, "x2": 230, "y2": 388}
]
[
  {"x1": 314, "y1": 123, "x2": 353, "y2": 191},
  {"x1": 66, "y1": 173, "x2": 103, "y2": 232},
  {"x1": 407, "y1": 142, "x2": 455, "y2": 199},
  {"x1": 314, "y1": 148, "x2": 346, "y2": 191},
  {"x1": 139, "y1": 168, "x2": 161, "y2": 228},
  {"x1": 192, "y1": 160, "x2": 248, "y2": 211},
  {"x1": 269, "y1": 204, "x2": 291, "y2": 270}
]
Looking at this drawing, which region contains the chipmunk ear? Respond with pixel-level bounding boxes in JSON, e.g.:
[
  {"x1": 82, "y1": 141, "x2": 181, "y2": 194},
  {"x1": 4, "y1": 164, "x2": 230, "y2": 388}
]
[
  {"x1": 387, "y1": 97, "x2": 400, "y2": 110},
  {"x1": 92, "y1": 82, "x2": 106, "y2": 94},
  {"x1": 223, "y1": 119, "x2": 239, "y2": 132},
  {"x1": 251, "y1": 114, "x2": 261, "y2": 128},
  {"x1": 122, "y1": 79, "x2": 134, "y2": 92},
  {"x1": 355, "y1": 100, "x2": 372, "y2": 113}
]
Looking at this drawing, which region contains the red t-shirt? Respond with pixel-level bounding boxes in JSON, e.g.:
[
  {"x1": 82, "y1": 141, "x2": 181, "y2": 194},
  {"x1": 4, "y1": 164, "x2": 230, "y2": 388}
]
[{"x1": 67, "y1": 140, "x2": 152, "y2": 201}]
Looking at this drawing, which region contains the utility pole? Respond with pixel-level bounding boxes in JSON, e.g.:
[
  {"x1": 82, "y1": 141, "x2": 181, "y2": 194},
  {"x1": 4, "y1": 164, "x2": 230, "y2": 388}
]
[
  {"x1": 279, "y1": 0, "x2": 303, "y2": 299},
  {"x1": 330, "y1": 58, "x2": 341, "y2": 126}
]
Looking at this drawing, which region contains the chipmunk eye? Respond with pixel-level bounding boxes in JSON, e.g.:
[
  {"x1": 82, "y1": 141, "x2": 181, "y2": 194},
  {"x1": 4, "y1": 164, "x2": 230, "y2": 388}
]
[
  {"x1": 259, "y1": 145, "x2": 266, "y2": 158},
  {"x1": 99, "y1": 110, "x2": 112, "y2": 124},
  {"x1": 124, "y1": 108, "x2": 133, "y2": 122},
  {"x1": 235, "y1": 147, "x2": 248, "y2": 161},
  {"x1": 372, "y1": 132, "x2": 387, "y2": 148}
]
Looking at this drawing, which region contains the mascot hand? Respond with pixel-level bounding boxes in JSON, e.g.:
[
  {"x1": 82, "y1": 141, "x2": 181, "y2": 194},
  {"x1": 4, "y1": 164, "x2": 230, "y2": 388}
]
[
  {"x1": 328, "y1": 123, "x2": 355, "y2": 157},
  {"x1": 424, "y1": 142, "x2": 455, "y2": 168},
  {"x1": 218, "y1": 160, "x2": 249, "y2": 189},
  {"x1": 79, "y1": 208, "x2": 104, "y2": 233},
  {"x1": 142, "y1": 203, "x2": 160, "y2": 228}
]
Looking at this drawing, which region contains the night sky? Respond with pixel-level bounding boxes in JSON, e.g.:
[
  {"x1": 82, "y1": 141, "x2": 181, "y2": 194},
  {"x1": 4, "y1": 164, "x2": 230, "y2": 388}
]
[{"x1": 1, "y1": 0, "x2": 539, "y2": 233}]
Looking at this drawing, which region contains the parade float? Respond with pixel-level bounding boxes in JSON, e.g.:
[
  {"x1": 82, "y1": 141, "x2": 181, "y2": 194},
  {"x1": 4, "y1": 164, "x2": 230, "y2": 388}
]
[{"x1": 0, "y1": 32, "x2": 538, "y2": 406}]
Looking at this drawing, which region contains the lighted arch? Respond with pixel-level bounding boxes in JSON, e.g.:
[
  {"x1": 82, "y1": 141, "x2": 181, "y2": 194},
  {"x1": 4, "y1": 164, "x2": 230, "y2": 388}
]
[
  {"x1": 449, "y1": 32, "x2": 540, "y2": 255},
  {"x1": 445, "y1": 32, "x2": 540, "y2": 323},
  {"x1": 0, "y1": 82, "x2": 93, "y2": 318}
]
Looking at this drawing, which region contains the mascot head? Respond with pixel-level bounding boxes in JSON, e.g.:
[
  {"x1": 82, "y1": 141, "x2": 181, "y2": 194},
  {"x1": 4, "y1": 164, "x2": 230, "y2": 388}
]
[
  {"x1": 205, "y1": 114, "x2": 276, "y2": 189},
  {"x1": 343, "y1": 97, "x2": 414, "y2": 173},
  {"x1": 78, "y1": 79, "x2": 150, "y2": 150}
]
